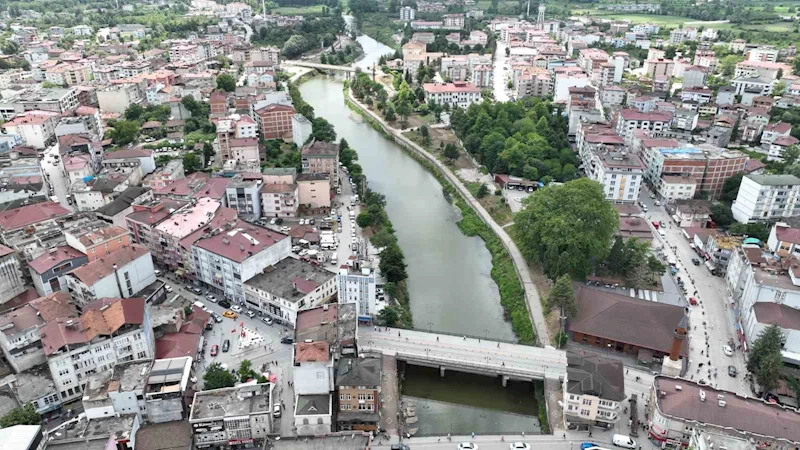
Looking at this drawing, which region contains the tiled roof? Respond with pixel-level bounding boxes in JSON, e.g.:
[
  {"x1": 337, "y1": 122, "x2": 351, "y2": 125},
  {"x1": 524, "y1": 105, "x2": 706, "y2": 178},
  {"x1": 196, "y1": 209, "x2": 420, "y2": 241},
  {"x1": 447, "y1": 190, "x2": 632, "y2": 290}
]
[
  {"x1": 67, "y1": 245, "x2": 150, "y2": 286},
  {"x1": 753, "y1": 302, "x2": 800, "y2": 331},
  {"x1": 0, "y1": 202, "x2": 71, "y2": 231},
  {"x1": 194, "y1": 220, "x2": 289, "y2": 263},
  {"x1": 29, "y1": 291, "x2": 77, "y2": 322},
  {"x1": 105, "y1": 148, "x2": 152, "y2": 159},
  {"x1": 29, "y1": 246, "x2": 86, "y2": 274},
  {"x1": 295, "y1": 341, "x2": 329, "y2": 363}
]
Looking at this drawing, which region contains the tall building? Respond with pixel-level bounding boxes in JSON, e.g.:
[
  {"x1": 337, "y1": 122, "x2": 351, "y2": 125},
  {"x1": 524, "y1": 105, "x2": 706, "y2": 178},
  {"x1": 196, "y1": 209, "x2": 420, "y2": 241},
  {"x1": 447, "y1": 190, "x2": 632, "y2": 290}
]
[
  {"x1": 732, "y1": 174, "x2": 800, "y2": 223},
  {"x1": 0, "y1": 244, "x2": 27, "y2": 306},
  {"x1": 337, "y1": 258, "x2": 378, "y2": 321},
  {"x1": 301, "y1": 140, "x2": 339, "y2": 188},
  {"x1": 400, "y1": 6, "x2": 415, "y2": 21},
  {"x1": 64, "y1": 245, "x2": 156, "y2": 308},
  {"x1": 189, "y1": 384, "x2": 274, "y2": 448}
]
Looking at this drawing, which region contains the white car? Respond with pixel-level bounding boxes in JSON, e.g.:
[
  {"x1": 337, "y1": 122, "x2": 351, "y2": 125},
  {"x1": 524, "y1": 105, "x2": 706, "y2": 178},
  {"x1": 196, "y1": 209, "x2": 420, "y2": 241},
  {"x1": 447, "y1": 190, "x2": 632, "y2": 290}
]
[
  {"x1": 509, "y1": 443, "x2": 530, "y2": 450},
  {"x1": 273, "y1": 403, "x2": 281, "y2": 418},
  {"x1": 280, "y1": 226, "x2": 291, "y2": 233},
  {"x1": 723, "y1": 344, "x2": 733, "y2": 356},
  {"x1": 206, "y1": 296, "x2": 217, "y2": 303},
  {"x1": 231, "y1": 305, "x2": 243, "y2": 313},
  {"x1": 165, "y1": 285, "x2": 173, "y2": 293},
  {"x1": 269, "y1": 218, "x2": 277, "y2": 225},
  {"x1": 458, "y1": 444, "x2": 478, "y2": 450}
]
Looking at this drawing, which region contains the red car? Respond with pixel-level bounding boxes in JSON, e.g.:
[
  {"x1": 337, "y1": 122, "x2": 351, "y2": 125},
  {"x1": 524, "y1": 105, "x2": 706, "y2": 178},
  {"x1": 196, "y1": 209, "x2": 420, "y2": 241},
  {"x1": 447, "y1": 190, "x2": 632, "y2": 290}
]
[
  {"x1": 652, "y1": 221, "x2": 660, "y2": 229},
  {"x1": 210, "y1": 345, "x2": 219, "y2": 356},
  {"x1": 689, "y1": 297, "x2": 697, "y2": 306}
]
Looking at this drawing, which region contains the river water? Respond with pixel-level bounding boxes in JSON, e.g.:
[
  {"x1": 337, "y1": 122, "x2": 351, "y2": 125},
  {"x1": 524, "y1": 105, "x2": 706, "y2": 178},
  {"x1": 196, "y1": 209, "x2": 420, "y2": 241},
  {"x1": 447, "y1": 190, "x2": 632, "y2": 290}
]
[{"x1": 298, "y1": 35, "x2": 539, "y2": 434}]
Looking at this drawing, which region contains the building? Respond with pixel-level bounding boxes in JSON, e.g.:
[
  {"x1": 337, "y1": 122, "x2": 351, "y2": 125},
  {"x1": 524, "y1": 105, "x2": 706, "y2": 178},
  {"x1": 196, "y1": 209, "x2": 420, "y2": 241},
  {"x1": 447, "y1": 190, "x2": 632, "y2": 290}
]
[
  {"x1": 337, "y1": 259, "x2": 380, "y2": 321},
  {"x1": 295, "y1": 304, "x2": 357, "y2": 358},
  {"x1": 188, "y1": 383, "x2": 274, "y2": 448},
  {"x1": 443, "y1": 14, "x2": 465, "y2": 28},
  {"x1": 152, "y1": 198, "x2": 221, "y2": 270},
  {"x1": 747, "y1": 46, "x2": 779, "y2": 63},
  {"x1": 215, "y1": 114, "x2": 258, "y2": 162},
  {"x1": 224, "y1": 175, "x2": 262, "y2": 219},
  {"x1": 255, "y1": 103, "x2": 295, "y2": 140},
  {"x1": 0, "y1": 245, "x2": 27, "y2": 306},
  {"x1": 648, "y1": 376, "x2": 800, "y2": 448},
  {"x1": 143, "y1": 160, "x2": 185, "y2": 190},
  {"x1": 301, "y1": 141, "x2": 339, "y2": 187},
  {"x1": 422, "y1": 82, "x2": 482, "y2": 109},
  {"x1": 293, "y1": 342, "x2": 333, "y2": 436},
  {"x1": 659, "y1": 176, "x2": 697, "y2": 201},
  {"x1": 335, "y1": 358, "x2": 381, "y2": 431},
  {"x1": 144, "y1": 356, "x2": 193, "y2": 423},
  {"x1": 82, "y1": 359, "x2": 152, "y2": 421},
  {"x1": 569, "y1": 287, "x2": 688, "y2": 360},
  {"x1": 584, "y1": 150, "x2": 644, "y2": 203},
  {"x1": 292, "y1": 114, "x2": 312, "y2": 147},
  {"x1": 64, "y1": 245, "x2": 156, "y2": 308},
  {"x1": 682, "y1": 66, "x2": 707, "y2": 89},
  {"x1": 400, "y1": 6, "x2": 415, "y2": 21},
  {"x1": 563, "y1": 350, "x2": 625, "y2": 429},
  {"x1": 0, "y1": 365, "x2": 62, "y2": 416},
  {"x1": 96, "y1": 187, "x2": 153, "y2": 229},
  {"x1": 645, "y1": 58, "x2": 674, "y2": 78},
  {"x1": 104, "y1": 148, "x2": 156, "y2": 177},
  {"x1": 0, "y1": 425, "x2": 44, "y2": 450},
  {"x1": 0, "y1": 87, "x2": 78, "y2": 120},
  {"x1": 244, "y1": 257, "x2": 337, "y2": 327},
  {"x1": 64, "y1": 225, "x2": 131, "y2": 262},
  {"x1": 732, "y1": 76, "x2": 775, "y2": 96},
  {"x1": 41, "y1": 297, "x2": 154, "y2": 402},
  {"x1": 261, "y1": 183, "x2": 298, "y2": 218},
  {"x1": 672, "y1": 109, "x2": 699, "y2": 131},
  {"x1": 615, "y1": 110, "x2": 672, "y2": 142},
  {"x1": 28, "y1": 246, "x2": 88, "y2": 296},
  {"x1": 0, "y1": 292, "x2": 77, "y2": 373},
  {"x1": 1, "y1": 110, "x2": 60, "y2": 149},
  {"x1": 125, "y1": 199, "x2": 189, "y2": 250},
  {"x1": 192, "y1": 220, "x2": 292, "y2": 303},
  {"x1": 732, "y1": 174, "x2": 800, "y2": 223}
]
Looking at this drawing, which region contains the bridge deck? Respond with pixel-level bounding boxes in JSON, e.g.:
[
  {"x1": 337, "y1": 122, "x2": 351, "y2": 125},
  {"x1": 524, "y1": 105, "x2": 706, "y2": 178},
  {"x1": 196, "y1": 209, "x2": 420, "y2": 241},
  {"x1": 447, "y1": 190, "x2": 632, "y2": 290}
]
[
  {"x1": 283, "y1": 60, "x2": 357, "y2": 72},
  {"x1": 360, "y1": 327, "x2": 566, "y2": 380}
]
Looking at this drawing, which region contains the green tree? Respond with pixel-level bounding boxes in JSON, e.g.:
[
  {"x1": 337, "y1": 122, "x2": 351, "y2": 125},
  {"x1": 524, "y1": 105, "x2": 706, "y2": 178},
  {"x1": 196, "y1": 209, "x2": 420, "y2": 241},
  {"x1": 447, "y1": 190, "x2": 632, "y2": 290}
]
[
  {"x1": 203, "y1": 362, "x2": 236, "y2": 390},
  {"x1": 419, "y1": 125, "x2": 431, "y2": 146},
  {"x1": 356, "y1": 212, "x2": 373, "y2": 228},
  {"x1": 606, "y1": 236, "x2": 626, "y2": 275},
  {"x1": 747, "y1": 324, "x2": 785, "y2": 375},
  {"x1": 379, "y1": 243, "x2": 407, "y2": 282},
  {"x1": 647, "y1": 255, "x2": 667, "y2": 280},
  {"x1": 108, "y1": 120, "x2": 139, "y2": 145},
  {"x1": 721, "y1": 173, "x2": 744, "y2": 205},
  {"x1": 756, "y1": 351, "x2": 784, "y2": 394},
  {"x1": 784, "y1": 145, "x2": 800, "y2": 166},
  {"x1": 238, "y1": 359, "x2": 256, "y2": 382},
  {"x1": 378, "y1": 305, "x2": 401, "y2": 327},
  {"x1": 476, "y1": 183, "x2": 489, "y2": 198},
  {"x1": 719, "y1": 55, "x2": 743, "y2": 77},
  {"x1": 395, "y1": 102, "x2": 411, "y2": 127},
  {"x1": 444, "y1": 143, "x2": 459, "y2": 162},
  {"x1": 311, "y1": 117, "x2": 337, "y2": 142},
  {"x1": 0, "y1": 404, "x2": 40, "y2": 427},
  {"x1": 711, "y1": 203, "x2": 734, "y2": 227},
  {"x1": 514, "y1": 179, "x2": 619, "y2": 279},
  {"x1": 547, "y1": 275, "x2": 577, "y2": 317},
  {"x1": 183, "y1": 152, "x2": 201, "y2": 173},
  {"x1": 774, "y1": 81, "x2": 787, "y2": 97},
  {"x1": 216, "y1": 74, "x2": 236, "y2": 92},
  {"x1": 384, "y1": 102, "x2": 397, "y2": 121},
  {"x1": 41, "y1": 81, "x2": 60, "y2": 88}
]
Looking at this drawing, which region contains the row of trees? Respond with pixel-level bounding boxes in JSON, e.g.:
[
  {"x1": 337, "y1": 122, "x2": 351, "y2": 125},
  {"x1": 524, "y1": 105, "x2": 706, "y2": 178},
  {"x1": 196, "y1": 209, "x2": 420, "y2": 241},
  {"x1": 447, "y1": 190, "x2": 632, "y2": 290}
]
[
  {"x1": 251, "y1": 15, "x2": 345, "y2": 59},
  {"x1": 606, "y1": 236, "x2": 667, "y2": 289},
  {"x1": 450, "y1": 98, "x2": 577, "y2": 183}
]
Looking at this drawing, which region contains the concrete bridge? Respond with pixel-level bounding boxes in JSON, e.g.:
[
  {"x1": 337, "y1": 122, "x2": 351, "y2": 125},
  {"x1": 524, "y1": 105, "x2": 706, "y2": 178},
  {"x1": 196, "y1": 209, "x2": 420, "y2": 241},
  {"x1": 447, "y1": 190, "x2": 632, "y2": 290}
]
[
  {"x1": 283, "y1": 60, "x2": 357, "y2": 75},
  {"x1": 359, "y1": 327, "x2": 567, "y2": 384}
]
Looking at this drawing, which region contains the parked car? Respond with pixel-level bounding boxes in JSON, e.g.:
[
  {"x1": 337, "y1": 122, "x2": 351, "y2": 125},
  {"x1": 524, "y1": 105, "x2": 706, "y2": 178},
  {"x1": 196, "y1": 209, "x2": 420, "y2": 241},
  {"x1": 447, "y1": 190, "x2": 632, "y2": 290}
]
[
  {"x1": 261, "y1": 316, "x2": 274, "y2": 325},
  {"x1": 222, "y1": 339, "x2": 230, "y2": 352},
  {"x1": 692, "y1": 258, "x2": 701, "y2": 266},
  {"x1": 273, "y1": 403, "x2": 281, "y2": 418},
  {"x1": 192, "y1": 287, "x2": 203, "y2": 295},
  {"x1": 210, "y1": 345, "x2": 218, "y2": 356},
  {"x1": 165, "y1": 285, "x2": 173, "y2": 293},
  {"x1": 222, "y1": 310, "x2": 237, "y2": 319},
  {"x1": 509, "y1": 443, "x2": 530, "y2": 450},
  {"x1": 231, "y1": 305, "x2": 242, "y2": 313},
  {"x1": 280, "y1": 226, "x2": 291, "y2": 233},
  {"x1": 458, "y1": 444, "x2": 478, "y2": 450},
  {"x1": 280, "y1": 337, "x2": 294, "y2": 344},
  {"x1": 206, "y1": 295, "x2": 217, "y2": 303},
  {"x1": 612, "y1": 435, "x2": 636, "y2": 449},
  {"x1": 218, "y1": 300, "x2": 231, "y2": 308},
  {"x1": 723, "y1": 344, "x2": 734, "y2": 356},
  {"x1": 213, "y1": 313, "x2": 223, "y2": 323},
  {"x1": 580, "y1": 444, "x2": 600, "y2": 450},
  {"x1": 245, "y1": 310, "x2": 256, "y2": 318},
  {"x1": 155, "y1": 269, "x2": 161, "y2": 276}
]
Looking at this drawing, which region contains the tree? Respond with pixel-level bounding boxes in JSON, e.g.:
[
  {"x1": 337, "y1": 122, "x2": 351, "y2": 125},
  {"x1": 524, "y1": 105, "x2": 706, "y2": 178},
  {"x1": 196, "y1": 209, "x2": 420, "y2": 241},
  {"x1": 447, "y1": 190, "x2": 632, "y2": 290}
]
[
  {"x1": 356, "y1": 212, "x2": 374, "y2": 228},
  {"x1": 216, "y1": 74, "x2": 236, "y2": 92},
  {"x1": 384, "y1": 102, "x2": 397, "y2": 121},
  {"x1": 606, "y1": 236, "x2": 626, "y2": 275},
  {"x1": 719, "y1": 55, "x2": 743, "y2": 77},
  {"x1": 0, "y1": 404, "x2": 40, "y2": 428},
  {"x1": 514, "y1": 179, "x2": 619, "y2": 279},
  {"x1": 721, "y1": 173, "x2": 744, "y2": 205},
  {"x1": 747, "y1": 324, "x2": 785, "y2": 375},
  {"x1": 774, "y1": 81, "x2": 787, "y2": 97},
  {"x1": 311, "y1": 117, "x2": 337, "y2": 142},
  {"x1": 379, "y1": 243, "x2": 407, "y2": 282},
  {"x1": 756, "y1": 351, "x2": 784, "y2": 393},
  {"x1": 395, "y1": 102, "x2": 411, "y2": 127},
  {"x1": 203, "y1": 362, "x2": 236, "y2": 390},
  {"x1": 647, "y1": 255, "x2": 667, "y2": 280},
  {"x1": 444, "y1": 143, "x2": 459, "y2": 162},
  {"x1": 108, "y1": 120, "x2": 139, "y2": 145},
  {"x1": 378, "y1": 305, "x2": 401, "y2": 327},
  {"x1": 784, "y1": 145, "x2": 800, "y2": 166},
  {"x1": 547, "y1": 275, "x2": 577, "y2": 317},
  {"x1": 476, "y1": 183, "x2": 489, "y2": 198},
  {"x1": 711, "y1": 203, "x2": 734, "y2": 227},
  {"x1": 419, "y1": 125, "x2": 430, "y2": 146},
  {"x1": 238, "y1": 359, "x2": 257, "y2": 382},
  {"x1": 183, "y1": 152, "x2": 201, "y2": 173}
]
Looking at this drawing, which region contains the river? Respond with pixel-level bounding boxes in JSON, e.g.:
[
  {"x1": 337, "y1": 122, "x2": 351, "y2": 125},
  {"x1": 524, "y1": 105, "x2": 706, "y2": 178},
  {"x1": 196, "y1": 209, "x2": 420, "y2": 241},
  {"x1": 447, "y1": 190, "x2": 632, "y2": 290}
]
[{"x1": 298, "y1": 35, "x2": 539, "y2": 434}]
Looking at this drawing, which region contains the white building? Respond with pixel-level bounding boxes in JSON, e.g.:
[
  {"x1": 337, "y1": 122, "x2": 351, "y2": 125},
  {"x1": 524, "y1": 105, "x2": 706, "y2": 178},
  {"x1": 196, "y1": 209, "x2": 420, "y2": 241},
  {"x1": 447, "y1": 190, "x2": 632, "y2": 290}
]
[
  {"x1": 422, "y1": 82, "x2": 482, "y2": 109},
  {"x1": 244, "y1": 257, "x2": 337, "y2": 327},
  {"x1": 64, "y1": 245, "x2": 156, "y2": 308},
  {"x1": 192, "y1": 220, "x2": 292, "y2": 304},
  {"x1": 261, "y1": 183, "x2": 298, "y2": 218},
  {"x1": 732, "y1": 174, "x2": 800, "y2": 224},
  {"x1": 292, "y1": 114, "x2": 312, "y2": 147},
  {"x1": 615, "y1": 109, "x2": 672, "y2": 142},
  {"x1": 82, "y1": 359, "x2": 152, "y2": 421},
  {"x1": 1, "y1": 110, "x2": 59, "y2": 149},
  {"x1": 584, "y1": 150, "x2": 644, "y2": 203},
  {"x1": 337, "y1": 259, "x2": 379, "y2": 321},
  {"x1": 659, "y1": 176, "x2": 697, "y2": 201},
  {"x1": 41, "y1": 297, "x2": 155, "y2": 403},
  {"x1": 189, "y1": 384, "x2": 274, "y2": 448},
  {"x1": 400, "y1": 6, "x2": 415, "y2": 21},
  {"x1": 563, "y1": 350, "x2": 625, "y2": 428}
]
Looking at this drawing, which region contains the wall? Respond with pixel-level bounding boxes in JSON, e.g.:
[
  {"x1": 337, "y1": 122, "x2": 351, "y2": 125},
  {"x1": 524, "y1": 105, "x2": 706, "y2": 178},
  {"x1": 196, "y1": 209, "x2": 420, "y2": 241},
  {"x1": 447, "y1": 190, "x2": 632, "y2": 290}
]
[{"x1": 298, "y1": 179, "x2": 331, "y2": 208}]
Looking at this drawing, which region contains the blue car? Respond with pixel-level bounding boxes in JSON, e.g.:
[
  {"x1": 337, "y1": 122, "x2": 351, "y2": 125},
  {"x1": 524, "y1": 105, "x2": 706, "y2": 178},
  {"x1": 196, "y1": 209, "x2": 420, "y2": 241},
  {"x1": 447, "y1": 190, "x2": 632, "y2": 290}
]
[{"x1": 581, "y1": 443, "x2": 599, "y2": 450}]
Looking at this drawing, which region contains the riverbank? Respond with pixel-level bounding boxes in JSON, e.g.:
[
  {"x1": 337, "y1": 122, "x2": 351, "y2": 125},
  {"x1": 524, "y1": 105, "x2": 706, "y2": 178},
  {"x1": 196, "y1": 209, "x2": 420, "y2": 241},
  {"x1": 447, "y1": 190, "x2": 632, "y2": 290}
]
[{"x1": 343, "y1": 88, "x2": 549, "y2": 346}]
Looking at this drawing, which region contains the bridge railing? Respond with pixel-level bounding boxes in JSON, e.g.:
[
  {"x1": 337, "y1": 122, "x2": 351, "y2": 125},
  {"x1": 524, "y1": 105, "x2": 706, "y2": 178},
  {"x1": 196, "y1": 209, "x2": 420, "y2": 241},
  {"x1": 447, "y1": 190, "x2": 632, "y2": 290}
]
[{"x1": 366, "y1": 326, "x2": 525, "y2": 346}]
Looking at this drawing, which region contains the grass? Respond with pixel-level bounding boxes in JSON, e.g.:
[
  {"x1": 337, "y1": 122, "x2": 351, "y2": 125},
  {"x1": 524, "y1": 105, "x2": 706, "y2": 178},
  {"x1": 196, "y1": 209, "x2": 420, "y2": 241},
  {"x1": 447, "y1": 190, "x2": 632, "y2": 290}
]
[
  {"x1": 274, "y1": 4, "x2": 325, "y2": 14},
  {"x1": 465, "y1": 182, "x2": 514, "y2": 226}
]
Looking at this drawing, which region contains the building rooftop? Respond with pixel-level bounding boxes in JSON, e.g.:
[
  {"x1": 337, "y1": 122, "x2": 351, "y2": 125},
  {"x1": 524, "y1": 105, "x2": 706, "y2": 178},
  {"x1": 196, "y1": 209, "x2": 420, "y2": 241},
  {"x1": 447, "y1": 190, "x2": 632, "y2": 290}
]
[
  {"x1": 335, "y1": 357, "x2": 381, "y2": 387},
  {"x1": 194, "y1": 219, "x2": 289, "y2": 263},
  {"x1": 67, "y1": 244, "x2": 149, "y2": 286},
  {"x1": 155, "y1": 197, "x2": 220, "y2": 239},
  {"x1": 295, "y1": 341, "x2": 330, "y2": 364},
  {"x1": 295, "y1": 394, "x2": 330, "y2": 416},
  {"x1": 146, "y1": 356, "x2": 192, "y2": 394},
  {"x1": 569, "y1": 286, "x2": 689, "y2": 357},
  {"x1": 0, "y1": 201, "x2": 71, "y2": 231},
  {"x1": 84, "y1": 359, "x2": 152, "y2": 402},
  {"x1": 753, "y1": 302, "x2": 800, "y2": 331},
  {"x1": 246, "y1": 257, "x2": 335, "y2": 304},
  {"x1": 654, "y1": 376, "x2": 800, "y2": 445},
  {"x1": 746, "y1": 174, "x2": 800, "y2": 186},
  {"x1": 295, "y1": 303, "x2": 357, "y2": 352},
  {"x1": 47, "y1": 414, "x2": 136, "y2": 444},
  {"x1": 566, "y1": 349, "x2": 625, "y2": 401},
  {"x1": 423, "y1": 81, "x2": 481, "y2": 93},
  {"x1": 134, "y1": 421, "x2": 193, "y2": 450},
  {"x1": 70, "y1": 224, "x2": 129, "y2": 248},
  {"x1": 0, "y1": 362, "x2": 57, "y2": 404},
  {"x1": 0, "y1": 426, "x2": 41, "y2": 450},
  {"x1": 96, "y1": 186, "x2": 151, "y2": 217},
  {"x1": 189, "y1": 383, "x2": 271, "y2": 421},
  {"x1": 302, "y1": 140, "x2": 339, "y2": 157}
]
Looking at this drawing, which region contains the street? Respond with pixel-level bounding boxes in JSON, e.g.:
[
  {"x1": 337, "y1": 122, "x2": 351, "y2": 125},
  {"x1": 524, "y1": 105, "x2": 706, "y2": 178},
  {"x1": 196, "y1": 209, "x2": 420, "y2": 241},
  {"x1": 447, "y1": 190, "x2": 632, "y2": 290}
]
[
  {"x1": 493, "y1": 42, "x2": 511, "y2": 102},
  {"x1": 638, "y1": 186, "x2": 749, "y2": 394},
  {"x1": 41, "y1": 144, "x2": 72, "y2": 209}
]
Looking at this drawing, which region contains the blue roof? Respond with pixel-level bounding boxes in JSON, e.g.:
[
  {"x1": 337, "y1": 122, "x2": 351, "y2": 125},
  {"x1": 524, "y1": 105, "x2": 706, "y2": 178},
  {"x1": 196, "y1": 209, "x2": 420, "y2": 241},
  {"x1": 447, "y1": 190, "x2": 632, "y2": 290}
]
[{"x1": 659, "y1": 147, "x2": 701, "y2": 154}]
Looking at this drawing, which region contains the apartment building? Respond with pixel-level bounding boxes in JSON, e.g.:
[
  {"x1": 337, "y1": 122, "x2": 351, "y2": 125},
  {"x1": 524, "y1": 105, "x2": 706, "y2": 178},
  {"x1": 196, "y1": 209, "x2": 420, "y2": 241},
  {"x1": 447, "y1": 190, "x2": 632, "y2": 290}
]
[
  {"x1": 1, "y1": 110, "x2": 60, "y2": 149},
  {"x1": 645, "y1": 58, "x2": 675, "y2": 78},
  {"x1": 400, "y1": 6, "x2": 415, "y2": 21},
  {"x1": 244, "y1": 257, "x2": 337, "y2": 327},
  {"x1": 335, "y1": 358, "x2": 381, "y2": 431},
  {"x1": 152, "y1": 198, "x2": 221, "y2": 270},
  {"x1": 65, "y1": 225, "x2": 131, "y2": 262},
  {"x1": 658, "y1": 176, "x2": 697, "y2": 201},
  {"x1": 215, "y1": 114, "x2": 258, "y2": 161},
  {"x1": 226, "y1": 175, "x2": 263, "y2": 219},
  {"x1": 297, "y1": 174, "x2": 331, "y2": 208},
  {"x1": 584, "y1": 150, "x2": 644, "y2": 203},
  {"x1": 255, "y1": 103, "x2": 295, "y2": 140},
  {"x1": 97, "y1": 83, "x2": 144, "y2": 115},
  {"x1": 294, "y1": 342, "x2": 333, "y2": 436},
  {"x1": 261, "y1": 183, "x2": 299, "y2": 218},
  {"x1": 292, "y1": 114, "x2": 312, "y2": 147},
  {"x1": 142, "y1": 160, "x2": 185, "y2": 190},
  {"x1": 82, "y1": 359, "x2": 152, "y2": 421},
  {"x1": 41, "y1": 297, "x2": 155, "y2": 403},
  {"x1": 443, "y1": 14, "x2": 465, "y2": 28},
  {"x1": 125, "y1": 199, "x2": 189, "y2": 248},
  {"x1": 422, "y1": 82, "x2": 482, "y2": 109},
  {"x1": 0, "y1": 292, "x2": 77, "y2": 373},
  {"x1": 64, "y1": 245, "x2": 156, "y2": 308},
  {"x1": 192, "y1": 220, "x2": 292, "y2": 303},
  {"x1": 189, "y1": 384, "x2": 274, "y2": 448},
  {"x1": 28, "y1": 246, "x2": 88, "y2": 296},
  {"x1": 732, "y1": 174, "x2": 800, "y2": 223},
  {"x1": 0, "y1": 87, "x2": 78, "y2": 120},
  {"x1": 337, "y1": 259, "x2": 379, "y2": 320},
  {"x1": 563, "y1": 350, "x2": 625, "y2": 428},
  {"x1": 615, "y1": 109, "x2": 672, "y2": 142},
  {"x1": 301, "y1": 141, "x2": 339, "y2": 187}
]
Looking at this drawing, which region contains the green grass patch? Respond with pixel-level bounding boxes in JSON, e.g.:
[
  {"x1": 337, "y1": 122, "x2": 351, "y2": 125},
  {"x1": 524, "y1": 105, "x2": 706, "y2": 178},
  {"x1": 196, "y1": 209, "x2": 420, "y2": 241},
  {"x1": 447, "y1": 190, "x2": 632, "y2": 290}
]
[
  {"x1": 534, "y1": 381, "x2": 551, "y2": 434},
  {"x1": 274, "y1": 4, "x2": 325, "y2": 14}
]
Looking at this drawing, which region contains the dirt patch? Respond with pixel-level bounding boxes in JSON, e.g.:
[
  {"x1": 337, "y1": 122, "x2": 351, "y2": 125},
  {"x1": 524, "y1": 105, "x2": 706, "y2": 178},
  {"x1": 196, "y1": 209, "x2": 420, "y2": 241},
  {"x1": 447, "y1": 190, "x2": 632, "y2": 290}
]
[
  {"x1": 386, "y1": 113, "x2": 435, "y2": 130},
  {"x1": 529, "y1": 262, "x2": 562, "y2": 344},
  {"x1": 458, "y1": 168, "x2": 493, "y2": 184}
]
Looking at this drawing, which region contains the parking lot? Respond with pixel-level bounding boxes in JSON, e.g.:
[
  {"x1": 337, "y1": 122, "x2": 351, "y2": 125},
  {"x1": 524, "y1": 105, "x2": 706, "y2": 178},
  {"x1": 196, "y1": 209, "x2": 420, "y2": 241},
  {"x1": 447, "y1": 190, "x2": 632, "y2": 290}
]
[{"x1": 502, "y1": 186, "x2": 532, "y2": 213}]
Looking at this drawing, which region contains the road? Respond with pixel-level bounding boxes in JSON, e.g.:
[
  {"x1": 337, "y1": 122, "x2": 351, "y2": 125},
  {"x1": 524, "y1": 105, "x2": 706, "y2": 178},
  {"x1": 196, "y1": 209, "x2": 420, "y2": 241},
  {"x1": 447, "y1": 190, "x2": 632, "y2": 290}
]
[
  {"x1": 156, "y1": 274, "x2": 298, "y2": 437},
  {"x1": 493, "y1": 42, "x2": 511, "y2": 102},
  {"x1": 639, "y1": 186, "x2": 748, "y2": 394},
  {"x1": 41, "y1": 144, "x2": 72, "y2": 209},
  {"x1": 360, "y1": 327, "x2": 567, "y2": 380}
]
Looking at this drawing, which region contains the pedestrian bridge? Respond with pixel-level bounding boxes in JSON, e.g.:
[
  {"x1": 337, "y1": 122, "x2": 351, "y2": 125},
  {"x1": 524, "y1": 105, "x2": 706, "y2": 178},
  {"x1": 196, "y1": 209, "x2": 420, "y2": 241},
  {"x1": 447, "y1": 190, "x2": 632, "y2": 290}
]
[
  {"x1": 359, "y1": 327, "x2": 567, "y2": 383},
  {"x1": 283, "y1": 60, "x2": 357, "y2": 73}
]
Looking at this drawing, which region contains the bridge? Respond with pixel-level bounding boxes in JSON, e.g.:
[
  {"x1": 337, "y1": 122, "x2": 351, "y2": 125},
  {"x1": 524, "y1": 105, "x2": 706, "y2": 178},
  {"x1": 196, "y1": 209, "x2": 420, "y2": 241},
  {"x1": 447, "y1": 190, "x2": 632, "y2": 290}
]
[
  {"x1": 359, "y1": 327, "x2": 567, "y2": 383},
  {"x1": 283, "y1": 60, "x2": 357, "y2": 73}
]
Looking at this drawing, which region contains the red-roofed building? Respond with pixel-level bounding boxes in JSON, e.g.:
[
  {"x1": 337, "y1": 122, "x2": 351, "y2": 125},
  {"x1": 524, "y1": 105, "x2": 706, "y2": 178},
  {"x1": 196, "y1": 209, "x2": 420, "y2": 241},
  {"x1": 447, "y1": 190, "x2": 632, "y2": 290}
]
[
  {"x1": 1, "y1": 110, "x2": 60, "y2": 149},
  {"x1": 40, "y1": 297, "x2": 153, "y2": 402},
  {"x1": 294, "y1": 341, "x2": 332, "y2": 395},
  {"x1": 767, "y1": 135, "x2": 800, "y2": 162},
  {"x1": 64, "y1": 244, "x2": 156, "y2": 308},
  {"x1": 768, "y1": 222, "x2": 800, "y2": 256},
  {"x1": 761, "y1": 121, "x2": 793, "y2": 146},
  {"x1": 64, "y1": 224, "x2": 131, "y2": 262},
  {"x1": 615, "y1": 109, "x2": 672, "y2": 141},
  {"x1": 29, "y1": 246, "x2": 89, "y2": 296},
  {"x1": 422, "y1": 81, "x2": 482, "y2": 108},
  {"x1": 0, "y1": 201, "x2": 71, "y2": 232},
  {"x1": 254, "y1": 104, "x2": 295, "y2": 140},
  {"x1": 193, "y1": 219, "x2": 291, "y2": 303}
]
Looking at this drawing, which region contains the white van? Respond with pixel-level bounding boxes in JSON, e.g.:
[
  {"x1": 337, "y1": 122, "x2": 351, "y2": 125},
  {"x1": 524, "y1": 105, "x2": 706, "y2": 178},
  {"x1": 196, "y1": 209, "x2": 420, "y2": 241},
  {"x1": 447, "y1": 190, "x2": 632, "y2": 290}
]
[
  {"x1": 330, "y1": 253, "x2": 338, "y2": 265},
  {"x1": 612, "y1": 434, "x2": 636, "y2": 449}
]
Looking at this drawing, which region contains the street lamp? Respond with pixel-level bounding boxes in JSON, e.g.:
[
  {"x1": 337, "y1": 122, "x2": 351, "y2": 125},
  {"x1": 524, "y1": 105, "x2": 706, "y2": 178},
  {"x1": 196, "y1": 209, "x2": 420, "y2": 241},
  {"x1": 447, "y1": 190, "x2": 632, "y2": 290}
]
[{"x1": 427, "y1": 321, "x2": 434, "y2": 333}]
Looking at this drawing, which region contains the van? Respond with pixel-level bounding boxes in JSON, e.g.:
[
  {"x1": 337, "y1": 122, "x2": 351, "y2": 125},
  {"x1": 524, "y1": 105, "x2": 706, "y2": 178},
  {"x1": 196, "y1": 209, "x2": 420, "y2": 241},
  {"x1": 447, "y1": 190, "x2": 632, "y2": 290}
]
[
  {"x1": 658, "y1": 229, "x2": 666, "y2": 237},
  {"x1": 330, "y1": 253, "x2": 338, "y2": 265},
  {"x1": 612, "y1": 435, "x2": 636, "y2": 449}
]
